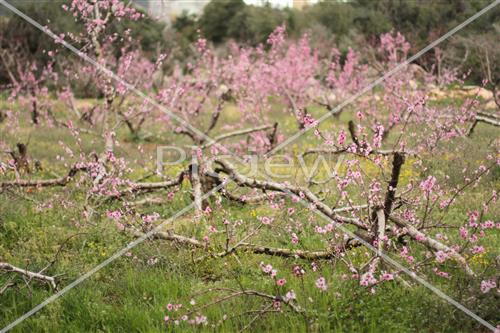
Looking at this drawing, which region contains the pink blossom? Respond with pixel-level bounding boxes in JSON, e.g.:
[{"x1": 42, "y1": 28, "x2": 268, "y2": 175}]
[
  {"x1": 292, "y1": 265, "x2": 305, "y2": 277},
  {"x1": 276, "y1": 278, "x2": 287, "y2": 286},
  {"x1": 480, "y1": 279, "x2": 497, "y2": 293},
  {"x1": 360, "y1": 272, "x2": 377, "y2": 286},
  {"x1": 259, "y1": 216, "x2": 274, "y2": 225},
  {"x1": 468, "y1": 210, "x2": 480, "y2": 227},
  {"x1": 194, "y1": 315, "x2": 207, "y2": 325},
  {"x1": 284, "y1": 290, "x2": 296, "y2": 301},
  {"x1": 260, "y1": 262, "x2": 273, "y2": 274},
  {"x1": 315, "y1": 277, "x2": 328, "y2": 291},
  {"x1": 471, "y1": 246, "x2": 485, "y2": 254},
  {"x1": 435, "y1": 250, "x2": 448, "y2": 263},
  {"x1": 419, "y1": 176, "x2": 437, "y2": 194},
  {"x1": 142, "y1": 212, "x2": 160, "y2": 223},
  {"x1": 433, "y1": 268, "x2": 450, "y2": 278},
  {"x1": 415, "y1": 234, "x2": 426, "y2": 242},
  {"x1": 107, "y1": 210, "x2": 122, "y2": 220},
  {"x1": 337, "y1": 130, "x2": 346, "y2": 146},
  {"x1": 459, "y1": 227, "x2": 468, "y2": 240},
  {"x1": 381, "y1": 273, "x2": 394, "y2": 281},
  {"x1": 481, "y1": 220, "x2": 494, "y2": 229}
]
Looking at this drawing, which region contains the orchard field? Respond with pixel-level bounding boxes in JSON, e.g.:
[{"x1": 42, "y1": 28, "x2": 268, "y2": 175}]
[{"x1": 0, "y1": 1, "x2": 499, "y2": 332}]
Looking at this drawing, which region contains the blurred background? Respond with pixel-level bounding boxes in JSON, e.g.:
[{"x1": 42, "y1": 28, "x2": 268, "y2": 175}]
[{"x1": 1, "y1": 0, "x2": 498, "y2": 89}]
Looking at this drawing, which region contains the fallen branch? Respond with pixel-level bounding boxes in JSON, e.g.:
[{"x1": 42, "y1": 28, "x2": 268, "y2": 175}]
[
  {"x1": 222, "y1": 190, "x2": 286, "y2": 204},
  {"x1": 476, "y1": 114, "x2": 500, "y2": 125},
  {"x1": 0, "y1": 262, "x2": 57, "y2": 289},
  {"x1": 467, "y1": 114, "x2": 500, "y2": 136},
  {"x1": 104, "y1": 170, "x2": 186, "y2": 201},
  {"x1": 0, "y1": 165, "x2": 86, "y2": 190},
  {"x1": 128, "y1": 171, "x2": 185, "y2": 192},
  {"x1": 130, "y1": 229, "x2": 355, "y2": 261}
]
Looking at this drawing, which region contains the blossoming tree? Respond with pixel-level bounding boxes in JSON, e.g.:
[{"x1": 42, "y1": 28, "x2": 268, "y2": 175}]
[{"x1": 0, "y1": 1, "x2": 499, "y2": 330}]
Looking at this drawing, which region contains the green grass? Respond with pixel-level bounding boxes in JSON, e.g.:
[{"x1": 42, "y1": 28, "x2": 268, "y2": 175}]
[{"x1": 0, "y1": 94, "x2": 499, "y2": 332}]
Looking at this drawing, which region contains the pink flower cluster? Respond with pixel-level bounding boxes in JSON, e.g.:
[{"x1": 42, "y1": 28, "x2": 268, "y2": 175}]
[{"x1": 480, "y1": 279, "x2": 497, "y2": 293}]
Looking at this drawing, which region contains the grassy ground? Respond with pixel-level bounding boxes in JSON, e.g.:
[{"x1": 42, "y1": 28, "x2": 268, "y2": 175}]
[{"x1": 0, "y1": 94, "x2": 499, "y2": 332}]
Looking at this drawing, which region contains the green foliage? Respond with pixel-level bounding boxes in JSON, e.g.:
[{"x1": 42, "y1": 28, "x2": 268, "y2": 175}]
[
  {"x1": 304, "y1": 1, "x2": 355, "y2": 36},
  {"x1": 227, "y1": 4, "x2": 289, "y2": 45},
  {"x1": 198, "y1": 0, "x2": 246, "y2": 44}
]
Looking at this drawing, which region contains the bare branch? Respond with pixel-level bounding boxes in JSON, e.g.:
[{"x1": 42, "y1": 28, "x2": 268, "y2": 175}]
[
  {"x1": 202, "y1": 124, "x2": 276, "y2": 149},
  {"x1": 388, "y1": 216, "x2": 475, "y2": 277},
  {"x1": 0, "y1": 165, "x2": 86, "y2": 190},
  {"x1": 0, "y1": 262, "x2": 57, "y2": 289}
]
